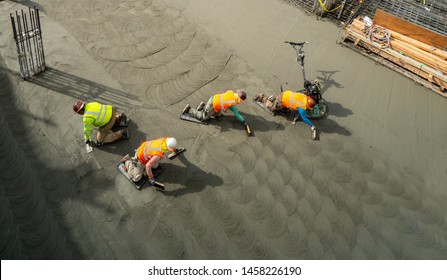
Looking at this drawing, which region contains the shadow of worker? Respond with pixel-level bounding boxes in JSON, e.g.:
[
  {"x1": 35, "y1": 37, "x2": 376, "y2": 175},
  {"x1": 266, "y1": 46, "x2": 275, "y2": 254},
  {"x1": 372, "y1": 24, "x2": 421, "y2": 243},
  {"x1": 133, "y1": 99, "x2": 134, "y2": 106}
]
[{"x1": 158, "y1": 153, "x2": 224, "y2": 197}]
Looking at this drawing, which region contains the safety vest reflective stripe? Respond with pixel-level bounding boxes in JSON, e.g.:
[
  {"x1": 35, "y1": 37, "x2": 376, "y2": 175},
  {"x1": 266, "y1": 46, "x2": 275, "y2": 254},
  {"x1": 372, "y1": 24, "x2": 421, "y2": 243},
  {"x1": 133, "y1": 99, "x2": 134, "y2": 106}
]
[
  {"x1": 213, "y1": 91, "x2": 239, "y2": 111},
  {"x1": 84, "y1": 103, "x2": 112, "y2": 126},
  {"x1": 283, "y1": 91, "x2": 306, "y2": 110},
  {"x1": 84, "y1": 123, "x2": 94, "y2": 131},
  {"x1": 289, "y1": 94, "x2": 304, "y2": 110},
  {"x1": 85, "y1": 104, "x2": 105, "y2": 123},
  {"x1": 137, "y1": 139, "x2": 164, "y2": 164}
]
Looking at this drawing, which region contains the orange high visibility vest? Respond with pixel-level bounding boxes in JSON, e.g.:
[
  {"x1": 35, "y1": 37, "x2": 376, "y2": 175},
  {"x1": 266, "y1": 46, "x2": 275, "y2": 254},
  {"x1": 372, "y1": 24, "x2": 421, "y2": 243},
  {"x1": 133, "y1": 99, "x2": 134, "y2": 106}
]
[
  {"x1": 212, "y1": 91, "x2": 241, "y2": 112},
  {"x1": 281, "y1": 91, "x2": 308, "y2": 110},
  {"x1": 136, "y1": 138, "x2": 167, "y2": 164}
]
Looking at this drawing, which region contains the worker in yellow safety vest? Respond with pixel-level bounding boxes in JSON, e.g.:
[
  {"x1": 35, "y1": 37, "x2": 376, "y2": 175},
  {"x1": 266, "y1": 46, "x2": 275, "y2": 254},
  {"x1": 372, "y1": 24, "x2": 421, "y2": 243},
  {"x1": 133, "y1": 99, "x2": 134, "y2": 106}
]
[
  {"x1": 73, "y1": 100, "x2": 129, "y2": 149},
  {"x1": 120, "y1": 137, "x2": 178, "y2": 185}
]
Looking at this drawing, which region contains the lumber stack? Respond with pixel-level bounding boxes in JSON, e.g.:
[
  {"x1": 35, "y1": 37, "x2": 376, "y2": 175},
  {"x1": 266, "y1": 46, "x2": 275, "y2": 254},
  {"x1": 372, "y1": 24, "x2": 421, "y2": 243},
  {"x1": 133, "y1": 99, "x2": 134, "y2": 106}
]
[{"x1": 341, "y1": 16, "x2": 447, "y2": 97}]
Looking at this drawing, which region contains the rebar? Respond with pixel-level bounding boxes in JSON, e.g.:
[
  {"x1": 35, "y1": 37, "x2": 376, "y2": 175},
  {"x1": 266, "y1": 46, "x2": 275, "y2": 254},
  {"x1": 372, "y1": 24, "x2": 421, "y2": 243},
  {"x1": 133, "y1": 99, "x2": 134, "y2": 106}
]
[
  {"x1": 10, "y1": 6, "x2": 46, "y2": 79},
  {"x1": 283, "y1": 0, "x2": 447, "y2": 37}
]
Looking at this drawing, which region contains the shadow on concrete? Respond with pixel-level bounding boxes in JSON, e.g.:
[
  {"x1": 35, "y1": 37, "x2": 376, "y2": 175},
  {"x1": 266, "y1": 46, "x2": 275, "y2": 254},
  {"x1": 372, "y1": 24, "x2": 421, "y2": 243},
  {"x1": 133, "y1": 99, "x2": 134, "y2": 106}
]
[
  {"x1": 228, "y1": 110, "x2": 285, "y2": 134},
  {"x1": 94, "y1": 121, "x2": 148, "y2": 158},
  {"x1": 316, "y1": 70, "x2": 343, "y2": 93},
  {"x1": 29, "y1": 67, "x2": 142, "y2": 112},
  {"x1": 158, "y1": 153, "x2": 224, "y2": 197},
  {"x1": 324, "y1": 101, "x2": 353, "y2": 118},
  {"x1": 197, "y1": 110, "x2": 286, "y2": 137},
  {"x1": 18, "y1": 108, "x2": 58, "y2": 126},
  {"x1": 0, "y1": 56, "x2": 83, "y2": 259},
  {"x1": 317, "y1": 117, "x2": 351, "y2": 136}
]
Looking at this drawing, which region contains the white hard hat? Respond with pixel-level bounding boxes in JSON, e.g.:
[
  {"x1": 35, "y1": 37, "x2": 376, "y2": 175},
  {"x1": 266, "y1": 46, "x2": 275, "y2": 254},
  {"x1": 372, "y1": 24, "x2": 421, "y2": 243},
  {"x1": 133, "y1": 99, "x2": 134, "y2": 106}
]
[{"x1": 166, "y1": 137, "x2": 177, "y2": 151}]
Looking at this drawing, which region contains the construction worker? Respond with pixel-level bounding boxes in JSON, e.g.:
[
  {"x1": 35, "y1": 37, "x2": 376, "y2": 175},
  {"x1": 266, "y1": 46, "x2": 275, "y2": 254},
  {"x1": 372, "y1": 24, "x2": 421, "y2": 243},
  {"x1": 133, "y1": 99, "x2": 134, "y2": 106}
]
[
  {"x1": 121, "y1": 137, "x2": 177, "y2": 185},
  {"x1": 73, "y1": 100, "x2": 129, "y2": 147},
  {"x1": 254, "y1": 90, "x2": 317, "y2": 140},
  {"x1": 182, "y1": 89, "x2": 250, "y2": 131}
]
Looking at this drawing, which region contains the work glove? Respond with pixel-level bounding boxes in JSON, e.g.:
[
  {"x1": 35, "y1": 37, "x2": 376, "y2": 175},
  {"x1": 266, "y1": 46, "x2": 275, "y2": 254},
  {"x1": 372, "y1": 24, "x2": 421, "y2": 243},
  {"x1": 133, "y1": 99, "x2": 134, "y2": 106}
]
[
  {"x1": 148, "y1": 178, "x2": 156, "y2": 186},
  {"x1": 85, "y1": 139, "x2": 93, "y2": 153}
]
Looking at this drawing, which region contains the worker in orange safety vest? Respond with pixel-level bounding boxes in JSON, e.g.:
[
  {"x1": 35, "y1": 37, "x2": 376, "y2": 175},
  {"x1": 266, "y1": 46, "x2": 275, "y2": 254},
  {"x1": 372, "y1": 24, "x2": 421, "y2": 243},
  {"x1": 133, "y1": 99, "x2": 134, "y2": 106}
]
[
  {"x1": 120, "y1": 137, "x2": 177, "y2": 186},
  {"x1": 182, "y1": 90, "x2": 250, "y2": 132}
]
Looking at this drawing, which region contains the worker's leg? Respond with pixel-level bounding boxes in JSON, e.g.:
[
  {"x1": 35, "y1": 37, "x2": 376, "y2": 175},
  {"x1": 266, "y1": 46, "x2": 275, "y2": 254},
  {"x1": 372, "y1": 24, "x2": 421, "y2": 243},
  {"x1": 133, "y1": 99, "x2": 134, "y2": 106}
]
[
  {"x1": 189, "y1": 96, "x2": 213, "y2": 121},
  {"x1": 269, "y1": 92, "x2": 284, "y2": 111},
  {"x1": 255, "y1": 92, "x2": 280, "y2": 111},
  {"x1": 97, "y1": 107, "x2": 125, "y2": 144},
  {"x1": 97, "y1": 127, "x2": 124, "y2": 144},
  {"x1": 124, "y1": 158, "x2": 145, "y2": 182},
  {"x1": 203, "y1": 96, "x2": 216, "y2": 119},
  {"x1": 254, "y1": 92, "x2": 265, "y2": 102}
]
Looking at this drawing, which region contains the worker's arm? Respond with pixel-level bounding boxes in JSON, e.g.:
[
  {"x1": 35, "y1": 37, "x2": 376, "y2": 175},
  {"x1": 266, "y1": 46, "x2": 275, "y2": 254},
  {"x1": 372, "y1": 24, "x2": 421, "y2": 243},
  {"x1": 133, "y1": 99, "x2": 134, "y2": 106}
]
[
  {"x1": 145, "y1": 155, "x2": 161, "y2": 180},
  {"x1": 83, "y1": 116, "x2": 95, "y2": 142},
  {"x1": 297, "y1": 108, "x2": 313, "y2": 127},
  {"x1": 229, "y1": 105, "x2": 252, "y2": 135},
  {"x1": 228, "y1": 106, "x2": 245, "y2": 123}
]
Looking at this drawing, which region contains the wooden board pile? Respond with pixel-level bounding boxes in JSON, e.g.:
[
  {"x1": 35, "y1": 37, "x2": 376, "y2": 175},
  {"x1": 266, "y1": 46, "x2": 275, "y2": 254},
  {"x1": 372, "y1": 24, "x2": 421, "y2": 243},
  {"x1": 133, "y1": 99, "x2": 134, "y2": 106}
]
[{"x1": 341, "y1": 11, "x2": 447, "y2": 97}]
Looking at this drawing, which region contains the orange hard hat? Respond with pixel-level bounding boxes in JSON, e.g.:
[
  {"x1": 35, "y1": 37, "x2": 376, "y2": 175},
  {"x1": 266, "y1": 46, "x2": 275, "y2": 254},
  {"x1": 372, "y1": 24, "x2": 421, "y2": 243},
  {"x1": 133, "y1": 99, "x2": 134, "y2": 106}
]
[
  {"x1": 73, "y1": 100, "x2": 85, "y2": 114},
  {"x1": 306, "y1": 96, "x2": 316, "y2": 109}
]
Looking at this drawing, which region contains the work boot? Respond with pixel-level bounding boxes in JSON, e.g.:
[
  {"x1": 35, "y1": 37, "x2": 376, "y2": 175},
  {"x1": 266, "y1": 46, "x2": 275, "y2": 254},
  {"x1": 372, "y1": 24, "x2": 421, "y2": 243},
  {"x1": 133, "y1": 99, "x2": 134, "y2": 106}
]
[
  {"x1": 119, "y1": 113, "x2": 128, "y2": 125},
  {"x1": 254, "y1": 92, "x2": 264, "y2": 102},
  {"x1": 121, "y1": 129, "x2": 130, "y2": 139},
  {"x1": 196, "y1": 101, "x2": 205, "y2": 111},
  {"x1": 120, "y1": 113, "x2": 127, "y2": 122},
  {"x1": 182, "y1": 104, "x2": 191, "y2": 115}
]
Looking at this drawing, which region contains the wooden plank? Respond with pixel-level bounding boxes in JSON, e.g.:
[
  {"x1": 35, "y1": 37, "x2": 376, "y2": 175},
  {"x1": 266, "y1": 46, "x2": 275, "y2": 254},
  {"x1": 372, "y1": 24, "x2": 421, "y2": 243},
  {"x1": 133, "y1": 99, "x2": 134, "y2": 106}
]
[
  {"x1": 348, "y1": 18, "x2": 447, "y2": 73},
  {"x1": 389, "y1": 38, "x2": 447, "y2": 74},
  {"x1": 343, "y1": 18, "x2": 447, "y2": 96},
  {"x1": 389, "y1": 30, "x2": 447, "y2": 61},
  {"x1": 343, "y1": 29, "x2": 447, "y2": 90},
  {"x1": 373, "y1": 9, "x2": 447, "y2": 50},
  {"x1": 341, "y1": 37, "x2": 447, "y2": 97}
]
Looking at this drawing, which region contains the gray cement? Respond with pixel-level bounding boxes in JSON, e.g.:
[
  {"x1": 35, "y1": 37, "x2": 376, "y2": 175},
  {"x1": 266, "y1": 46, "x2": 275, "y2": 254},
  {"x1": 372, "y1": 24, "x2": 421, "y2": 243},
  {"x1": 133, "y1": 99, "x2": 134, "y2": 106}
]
[{"x1": 1, "y1": 0, "x2": 446, "y2": 259}]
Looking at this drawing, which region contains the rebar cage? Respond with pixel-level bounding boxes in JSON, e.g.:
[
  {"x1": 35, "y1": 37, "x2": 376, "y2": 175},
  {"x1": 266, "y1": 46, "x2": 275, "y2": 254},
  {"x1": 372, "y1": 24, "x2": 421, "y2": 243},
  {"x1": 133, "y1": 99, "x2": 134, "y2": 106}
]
[{"x1": 10, "y1": 6, "x2": 46, "y2": 79}]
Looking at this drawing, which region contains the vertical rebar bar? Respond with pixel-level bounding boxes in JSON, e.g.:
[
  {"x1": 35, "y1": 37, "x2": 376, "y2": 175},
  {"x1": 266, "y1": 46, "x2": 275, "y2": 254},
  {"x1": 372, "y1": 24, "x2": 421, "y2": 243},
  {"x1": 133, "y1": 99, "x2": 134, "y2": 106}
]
[
  {"x1": 16, "y1": 12, "x2": 30, "y2": 78},
  {"x1": 29, "y1": 8, "x2": 41, "y2": 72},
  {"x1": 22, "y1": 10, "x2": 36, "y2": 75},
  {"x1": 35, "y1": 7, "x2": 45, "y2": 68},
  {"x1": 10, "y1": 14, "x2": 25, "y2": 78}
]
